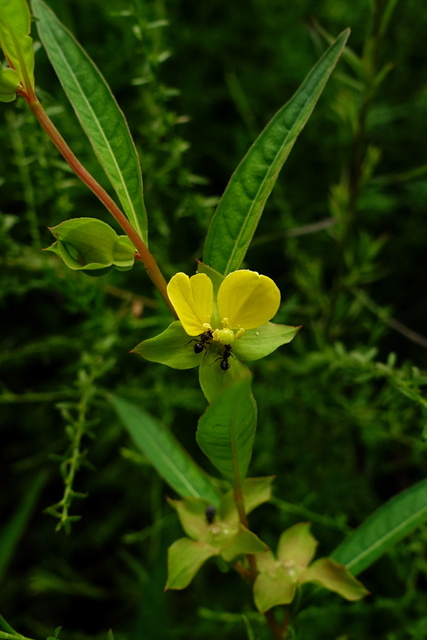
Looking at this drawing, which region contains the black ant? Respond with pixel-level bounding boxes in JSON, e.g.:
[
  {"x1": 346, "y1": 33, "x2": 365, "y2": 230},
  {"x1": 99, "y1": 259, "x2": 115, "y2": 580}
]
[
  {"x1": 215, "y1": 344, "x2": 233, "y2": 371},
  {"x1": 205, "y1": 505, "x2": 216, "y2": 524},
  {"x1": 189, "y1": 329, "x2": 214, "y2": 355}
]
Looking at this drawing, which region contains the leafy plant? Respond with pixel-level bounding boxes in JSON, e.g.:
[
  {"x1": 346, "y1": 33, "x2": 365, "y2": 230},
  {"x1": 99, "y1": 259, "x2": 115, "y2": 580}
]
[{"x1": 2, "y1": 0, "x2": 427, "y2": 638}]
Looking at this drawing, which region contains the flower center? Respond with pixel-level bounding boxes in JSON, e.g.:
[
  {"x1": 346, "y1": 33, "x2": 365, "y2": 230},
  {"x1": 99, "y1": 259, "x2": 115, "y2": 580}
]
[{"x1": 212, "y1": 318, "x2": 245, "y2": 345}]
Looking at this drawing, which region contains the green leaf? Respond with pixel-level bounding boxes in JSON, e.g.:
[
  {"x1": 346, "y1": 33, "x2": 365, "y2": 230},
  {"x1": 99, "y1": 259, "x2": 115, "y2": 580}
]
[
  {"x1": 331, "y1": 477, "x2": 427, "y2": 575},
  {"x1": 203, "y1": 29, "x2": 350, "y2": 275},
  {"x1": 132, "y1": 321, "x2": 201, "y2": 370},
  {"x1": 0, "y1": 0, "x2": 35, "y2": 92},
  {"x1": 0, "y1": 66, "x2": 20, "y2": 102},
  {"x1": 199, "y1": 347, "x2": 251, "y2": 404},
  {"x1": 31, "y1": 0, "x2": 148, "y2": 243},
  {"x1": 233, "y1": 323, "x2": 301, "y2": 362},
  {"x1": 300, "y1": 558, "x2": 369, "y2": 601},
  {"x1": 196, "y1": 375, "x2": 257, "y2": 486},
  {"x1": 0, "y1": 615, "x2": 16, "y2": 634},
  {"x1": 166, "y1": 537, "x2": 218, "y2": 590},
  {"x1": 110, "y1": 395, "x2": 221, "y2": 506},
  {"x1": 45, "y1": 218, "x2": 135, "y2": 274}
]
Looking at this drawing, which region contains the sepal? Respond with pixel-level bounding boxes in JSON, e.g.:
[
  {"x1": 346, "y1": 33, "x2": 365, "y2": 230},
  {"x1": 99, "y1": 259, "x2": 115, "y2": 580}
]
[
  {"x1": 133, "y1": 321, "x2": 201, "y2": 370},
  {"x1": 166, "y1": 483, "x2": 272, "y2": 590},
  {"x1": 253, "y1": 560, "x2": 296, "y2": 612},
  {"x1": 233, "y1": 322, "x2": 301, "y2": 362},
  {"x1": 167, "y1": 497, "x2": 213, "y2": 540},
  {"x1": 277, "y1": 522, "x2": 318, "y2": 569},
  {"x1": 165, "y1": 538, "x2": 218, "y2": 590},
  {"x1": 300, "y1": 557, "x2": 369, "y2": 601},
  {"x1": 220, "y1": 525, "x2": 268, "y2": 562},
  {"x1": 252, "y1": 522, "x2": 369, "y2": 612}
]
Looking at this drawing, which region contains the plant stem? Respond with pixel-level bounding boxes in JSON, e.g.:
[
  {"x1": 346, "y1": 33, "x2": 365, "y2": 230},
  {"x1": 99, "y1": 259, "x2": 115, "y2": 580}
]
[
  {"x1": 233, "y1": 484, "x2": 289, "y2": 639},
  {"x1": 22, "y1": 94, "x2": 177, "y2": 319},
  {"x1": 265, "y1": 610, "x2": 285, "y2": 640},
  {"x1": 234, "y1": 484, "x2": 286, "y2": 639},
  {"x1": 234, "y1": 487, "x2": 258, "y2": 580}
]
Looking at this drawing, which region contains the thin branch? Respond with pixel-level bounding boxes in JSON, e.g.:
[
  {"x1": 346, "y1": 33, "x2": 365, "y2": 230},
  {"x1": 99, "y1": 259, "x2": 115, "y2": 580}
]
[
  {"x1": 22, "y1": 94, "x2": 177, "y2": 319},
  {"x1": 353, "y1": 288, "x2": 427, "y2": 350}
]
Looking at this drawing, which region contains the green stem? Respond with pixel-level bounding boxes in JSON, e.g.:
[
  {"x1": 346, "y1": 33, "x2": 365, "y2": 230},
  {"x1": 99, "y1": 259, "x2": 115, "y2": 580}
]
[
  {"x1": 233, "y1": 485, "x2": 258, "y2": 578},
  {"x1": 23, "y1": 95, "x2": 177, "y2": 319}
]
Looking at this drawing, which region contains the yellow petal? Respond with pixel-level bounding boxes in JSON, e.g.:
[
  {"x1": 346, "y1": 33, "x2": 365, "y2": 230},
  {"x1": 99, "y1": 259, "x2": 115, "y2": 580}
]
[
  {"x1": 167, "y1": 272, "x2": 213, "y2": 336},
  {"x1": 217, "y1": 270, "x2": 280, "y2": 330}
]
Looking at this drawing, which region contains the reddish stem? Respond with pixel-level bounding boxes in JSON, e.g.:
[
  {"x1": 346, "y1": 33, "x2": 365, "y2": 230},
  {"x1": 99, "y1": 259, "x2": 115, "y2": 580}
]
[
  {"x1": 265, "y1": 610, "x2": 285, "y2": 640},
  {"x1": 23, "y1": 94, "x2": 177, "y2": 319}
]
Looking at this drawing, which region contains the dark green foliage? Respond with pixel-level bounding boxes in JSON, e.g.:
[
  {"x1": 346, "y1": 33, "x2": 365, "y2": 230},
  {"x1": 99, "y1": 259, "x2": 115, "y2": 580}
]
[{"x1": 2, "y1": 0, "x2": 427, "y2": 639}]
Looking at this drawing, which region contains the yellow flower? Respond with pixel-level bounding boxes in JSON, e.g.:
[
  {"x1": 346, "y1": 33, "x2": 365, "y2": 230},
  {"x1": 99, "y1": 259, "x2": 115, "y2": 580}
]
[
  {"x1": 133, "y1": 266, "x2": 299, "y2": 401},
  {"x1": 167, "y1": 269, "x2": 281, "y2": 345}
]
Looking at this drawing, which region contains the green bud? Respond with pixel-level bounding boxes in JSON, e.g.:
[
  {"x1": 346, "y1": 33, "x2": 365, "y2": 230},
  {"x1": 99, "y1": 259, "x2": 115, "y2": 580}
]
[
  {"x1": 45, "y1": 217, "x2": 135, "y2": 276},
  {"x1": 0, "y1": 67, "x2": 20, "y2": 103}
]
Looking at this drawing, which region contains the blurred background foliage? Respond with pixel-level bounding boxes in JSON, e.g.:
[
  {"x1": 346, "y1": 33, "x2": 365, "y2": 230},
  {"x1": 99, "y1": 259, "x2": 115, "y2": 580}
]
[{"x1": 1, "y1": 0, "x2": 427, "y2": 638}]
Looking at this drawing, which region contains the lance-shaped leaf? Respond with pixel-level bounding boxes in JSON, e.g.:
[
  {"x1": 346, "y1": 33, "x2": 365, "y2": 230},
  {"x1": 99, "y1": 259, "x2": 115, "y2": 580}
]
[
  {"x1": 110, "y1": 395, "x2": 221, "y2": 506},
  {"x1": 0, "y1": 0, "x2": 35, "y2": 93},
  {"x1": 203, "y1": 29, "x2": 350, "y2": 275},
  {"x1": 196, "y1": 374, "x2": 257, "y2": 486},
  {"x1": 31, "y1": 0, "x2": 148, "y2": 243},
  {"x1": 331, "y1": 476, "x2": 427, "y2": 576},
  {"x1": 45, "y1": 218, "x2": 135, "y2": 275}
]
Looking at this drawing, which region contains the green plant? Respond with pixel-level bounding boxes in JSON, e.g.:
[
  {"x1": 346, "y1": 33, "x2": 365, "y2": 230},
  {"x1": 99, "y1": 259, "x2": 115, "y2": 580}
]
[{"x1": 2, "y1": 0, "x2": 426, "y2": 638}]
